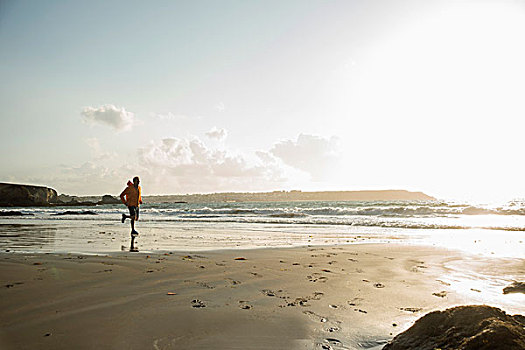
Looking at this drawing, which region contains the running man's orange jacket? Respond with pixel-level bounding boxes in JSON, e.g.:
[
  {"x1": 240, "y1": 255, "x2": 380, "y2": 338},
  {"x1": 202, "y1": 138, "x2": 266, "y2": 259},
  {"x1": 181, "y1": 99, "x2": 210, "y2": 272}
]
[{"x1": 120, "y1": 185, "x2": 142, "y2": 207}]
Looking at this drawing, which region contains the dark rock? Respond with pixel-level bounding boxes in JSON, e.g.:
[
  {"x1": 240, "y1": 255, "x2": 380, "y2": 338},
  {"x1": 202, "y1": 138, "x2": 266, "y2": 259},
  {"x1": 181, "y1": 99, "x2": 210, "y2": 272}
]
[
  {"x1": 0, "y1": 211, "x2": 33, "y2": 216},
  {"x1": 97, "y1": 195, "x2": 121, "y2": 205},
  {"x1": 56, "y1": 194, "x2": 77, "y2": 204},
  {"x1": 503, "y1": 281, "x2": 525, "y2": 294},
  {"x1": 54, "y1": 211, "x2": 97, "y2": 216},
  {"x1": 383, "y1": 305, "x2": 525, "y2": 350},
  {"x1": 0, "y1": 183, "x2": 57, "y2": 207}
]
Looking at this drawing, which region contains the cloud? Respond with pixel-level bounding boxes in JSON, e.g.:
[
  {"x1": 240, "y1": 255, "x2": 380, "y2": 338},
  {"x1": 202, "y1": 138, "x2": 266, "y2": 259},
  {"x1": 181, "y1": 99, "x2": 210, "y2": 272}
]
[
  {"x1": 137, "y1": 136, "x2": 284, "y2": 193},
  {"x1": 205, "y1": 127, "x2": 228, "y2": 141},
  {"x1": 139, "y1": 137, "x2": 258, "y2": 177},
  {"x1": 81, "y1": 104, "x2": 136, "y2": 132},
  {"x1": 85, "y1": 137, "x2": 116, "y2": 161},
  {"x1": 270, "y1": 134, "x2": 341, "y2": 180}
]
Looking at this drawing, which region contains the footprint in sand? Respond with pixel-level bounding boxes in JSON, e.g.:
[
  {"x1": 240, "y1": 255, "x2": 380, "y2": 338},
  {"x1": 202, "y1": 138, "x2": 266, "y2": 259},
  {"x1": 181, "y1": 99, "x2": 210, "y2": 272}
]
[
  {"x1": 261, "y1": 289, "x2": 276, "y2": 297},
  {"x1": 95, "y1": 269, "x2": 113, "y2": 273},
  {"x1": 5, "y1": 282, "x2": 23, "y2": 288},
  {"x1": 436, "y1": 279, "x2": 451, "y2": 286},
  {"x1": 311, "y1": 292, "x2": 324, "y2": 300},
  {"x1": 238, "y1": 301, "x2": 252, "y2": 310},
  {"x1": 319, "y1": 338, "x2": 344, "y2": 349},
  {"x1": 281, "y1": 291, "x2": 325, "y2": 307},
  {"x1": 284, "y1": 297, "x2": 310, "y2": 307},
  {"x1": 432, "y1": 290, "x2": 448, "y2": 298},
  {"x1": 347, "y1": 297, "x2": 364, "y2": 306},
  {"x1": 191, "y1": 299, "x2": 206, "y2": 308},
  {"x1": 226, "y1": 278, "x2": 241, "y2": 286},
  {"x1": 303, "y1": 310, "x2": 328, "y2": 323},
  {"x1": 307, "y1": 275, "x2": 328, "y2": 283},
  {"x1": 411, "y1": 265, "x2": 428, "y2": 273},
  {"x1": 400, "y1": 307, "x2": 422, "y2": 313},
  {"x1": 184, "y1": 280, "x2": 215, "y2": 289}
]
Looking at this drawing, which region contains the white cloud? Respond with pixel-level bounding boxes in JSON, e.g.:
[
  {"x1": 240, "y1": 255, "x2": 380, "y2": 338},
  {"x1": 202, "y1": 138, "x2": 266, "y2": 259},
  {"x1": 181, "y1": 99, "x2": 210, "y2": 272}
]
[
  {"x1": 137, "y1": 136, "x2": 284, "y2": 193},
  {"x1": 270, "y1": 134, "x2": 341, "y2": 180},
  {"x1": 85, "y1": 137, "x2": 116, "y2": 161},
  {"x1": 205, "y1": 127, "x2": 228, "y2": 141},
  {"x1": 81, "y1": 104, "x2": 136, "y2": 132}
]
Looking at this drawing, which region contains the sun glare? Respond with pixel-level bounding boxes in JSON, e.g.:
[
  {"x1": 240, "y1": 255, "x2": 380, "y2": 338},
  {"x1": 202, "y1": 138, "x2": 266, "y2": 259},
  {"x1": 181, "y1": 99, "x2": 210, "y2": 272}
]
[{"x1": 341, "y1": 1, "x2": 525, "y2": 201}]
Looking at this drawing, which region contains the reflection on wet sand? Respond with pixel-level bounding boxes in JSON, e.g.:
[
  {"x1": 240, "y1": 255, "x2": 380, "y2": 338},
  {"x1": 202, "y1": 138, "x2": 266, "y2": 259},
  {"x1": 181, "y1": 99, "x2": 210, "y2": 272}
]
[{"x1": 0, "y1": 223, "x2": 57, "y2": 251}]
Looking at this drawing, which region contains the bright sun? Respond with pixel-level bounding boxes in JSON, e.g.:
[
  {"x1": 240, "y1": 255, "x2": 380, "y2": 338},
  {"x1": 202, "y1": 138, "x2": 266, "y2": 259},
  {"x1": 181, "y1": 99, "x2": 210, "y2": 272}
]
[{"x1": 338, "y1": 1, "x2": 525, "y2": 202}]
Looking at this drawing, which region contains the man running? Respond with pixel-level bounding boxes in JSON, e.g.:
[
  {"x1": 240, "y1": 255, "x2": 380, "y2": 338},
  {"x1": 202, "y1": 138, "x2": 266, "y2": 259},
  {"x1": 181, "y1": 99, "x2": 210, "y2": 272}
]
[{"x1": 120, "y1": 176, "x2": 142, "y2": 238}]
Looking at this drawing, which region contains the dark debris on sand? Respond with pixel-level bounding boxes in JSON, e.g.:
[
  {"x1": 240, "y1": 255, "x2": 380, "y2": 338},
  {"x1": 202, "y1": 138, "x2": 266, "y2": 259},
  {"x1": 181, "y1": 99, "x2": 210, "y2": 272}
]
[{"x1": 383, "y1": 305, "x2": 525, "y2": 350}]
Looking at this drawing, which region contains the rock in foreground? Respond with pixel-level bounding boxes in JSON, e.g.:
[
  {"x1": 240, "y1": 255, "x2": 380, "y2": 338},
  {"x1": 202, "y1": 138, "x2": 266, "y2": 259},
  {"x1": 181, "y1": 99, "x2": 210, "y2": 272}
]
[
  {"x1": 383, "y1": 305, "x2": 525, "y2": 350},
  {"x1": 503, "y1": 281, "x2": 525, "y2": 295}
]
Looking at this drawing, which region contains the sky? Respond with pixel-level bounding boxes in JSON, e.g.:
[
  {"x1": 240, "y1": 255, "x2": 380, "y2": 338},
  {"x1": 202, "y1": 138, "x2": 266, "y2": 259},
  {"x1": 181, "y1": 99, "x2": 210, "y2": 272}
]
[{"x1": 1, "y1": 0, "x2": 524, "y2": 201}]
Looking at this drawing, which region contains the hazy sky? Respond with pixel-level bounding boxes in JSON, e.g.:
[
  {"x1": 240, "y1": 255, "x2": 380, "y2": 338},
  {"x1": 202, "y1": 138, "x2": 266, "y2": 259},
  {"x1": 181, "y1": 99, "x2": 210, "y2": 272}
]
[{"x1": 1, "y1": 0, "x2": 524, "y2": 201}]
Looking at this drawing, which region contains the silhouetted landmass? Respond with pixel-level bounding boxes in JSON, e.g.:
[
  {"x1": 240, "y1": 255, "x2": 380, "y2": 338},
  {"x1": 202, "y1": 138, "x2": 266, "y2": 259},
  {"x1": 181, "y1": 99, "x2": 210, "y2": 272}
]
[
  {"x1": 0, "y1": 183, "x2": 435, "y2": 206},
  {"x1": 384, "y1": 305, "x2": 525, "y2": 350},
  {"x1": 144, "y1": 190, "x2": 435, "y2": 203},
  {"x1": 0, "y1": 183, "x2": 121, "y2": 207},
  {"x1": 0, "y1": 183, "x2": 57, "y2": 207}
]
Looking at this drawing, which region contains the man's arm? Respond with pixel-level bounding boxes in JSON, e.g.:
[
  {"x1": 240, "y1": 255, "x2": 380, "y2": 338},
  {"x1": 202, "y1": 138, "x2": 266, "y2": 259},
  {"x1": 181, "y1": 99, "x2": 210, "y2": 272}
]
[
  {"x1": 120, "y1": 188, "x2": 128, "y2": 205},
  {"x1": 138, "y1": 186, "x2": 142, "y2": 205}
]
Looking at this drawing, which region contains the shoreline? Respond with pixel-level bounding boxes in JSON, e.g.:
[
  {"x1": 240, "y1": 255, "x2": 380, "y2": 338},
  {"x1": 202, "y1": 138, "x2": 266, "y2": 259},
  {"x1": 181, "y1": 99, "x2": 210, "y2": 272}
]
[
  {"x1": 1, "y1": 243, "x2": 523, "y2": 349},
  {"x1": 1, "y1": 218, "x2": 523, "y2": 259}
]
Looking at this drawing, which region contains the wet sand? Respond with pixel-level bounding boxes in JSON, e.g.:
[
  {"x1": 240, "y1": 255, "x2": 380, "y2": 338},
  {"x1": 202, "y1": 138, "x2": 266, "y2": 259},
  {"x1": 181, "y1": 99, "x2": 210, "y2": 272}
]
[{"x1": 0, "y1": 244, "x2": 523, "y2": 350}]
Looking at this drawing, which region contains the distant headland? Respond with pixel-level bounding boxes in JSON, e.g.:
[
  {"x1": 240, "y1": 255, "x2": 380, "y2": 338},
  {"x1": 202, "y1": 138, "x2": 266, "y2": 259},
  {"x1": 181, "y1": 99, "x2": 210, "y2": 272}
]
[
  {"x1": 145, "y1": 190, "x2": 436, "y2": 203},
  {"x1": 0, "y1": 182, "x2": 435, "y2": 207}
]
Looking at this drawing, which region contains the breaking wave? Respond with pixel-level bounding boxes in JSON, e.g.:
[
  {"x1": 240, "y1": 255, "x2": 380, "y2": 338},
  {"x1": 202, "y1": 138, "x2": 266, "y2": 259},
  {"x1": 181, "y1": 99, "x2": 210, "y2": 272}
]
[{"x1": 2, "y1": 199, "x2": 524, "y2": 232}]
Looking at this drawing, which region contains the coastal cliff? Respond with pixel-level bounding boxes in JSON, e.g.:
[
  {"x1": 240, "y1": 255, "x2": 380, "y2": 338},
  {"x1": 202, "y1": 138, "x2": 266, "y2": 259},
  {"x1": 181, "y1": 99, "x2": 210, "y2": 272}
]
[{"x1": 0, "y1": 183, "x2": 58, "y2": 207}]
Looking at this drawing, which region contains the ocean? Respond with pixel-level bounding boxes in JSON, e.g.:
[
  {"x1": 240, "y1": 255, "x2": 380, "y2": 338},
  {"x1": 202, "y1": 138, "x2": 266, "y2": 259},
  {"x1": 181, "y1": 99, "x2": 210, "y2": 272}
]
[{"x1": 1, "y1": 200, "x2": 524, "y2": 256}]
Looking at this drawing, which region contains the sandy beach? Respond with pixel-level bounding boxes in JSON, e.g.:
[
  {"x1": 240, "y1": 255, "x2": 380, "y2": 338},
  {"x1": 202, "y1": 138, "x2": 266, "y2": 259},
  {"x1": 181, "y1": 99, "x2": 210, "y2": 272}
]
[{"x1": 1, "y1": 243, "x2": 523, "y2": 350}]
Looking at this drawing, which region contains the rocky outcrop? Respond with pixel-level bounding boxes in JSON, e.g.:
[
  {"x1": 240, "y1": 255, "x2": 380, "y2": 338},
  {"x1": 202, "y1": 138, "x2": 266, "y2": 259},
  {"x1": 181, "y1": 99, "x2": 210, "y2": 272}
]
[
  {"x1": 503, "y1": 281, "x2": 525, "y2": 294},
  {"x1": 97, "y1": 195, "x2": 121, "y2": 205},
  {"x1": 383, "y1": 305, "x2": 525, "y2": 350},
  {"x1": 0, "y1": 211, "x2": 33, "y2": 216},
  {"x1": 0, "y1": 183, "x2": 58, "y2": 207},
  {"x1": 53, "y1": 210, "x2": 97, "y2": 216}
]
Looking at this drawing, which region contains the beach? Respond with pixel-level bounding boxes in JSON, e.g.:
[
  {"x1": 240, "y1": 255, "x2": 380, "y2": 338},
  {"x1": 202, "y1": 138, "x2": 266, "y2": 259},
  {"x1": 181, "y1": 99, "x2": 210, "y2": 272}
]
[{"x1": 1, "y1": 243, "x2": 523, "y2": 350}]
